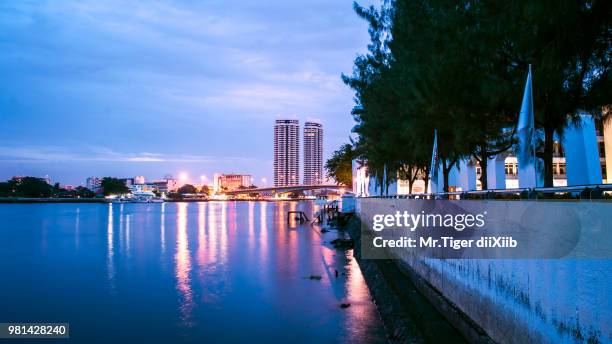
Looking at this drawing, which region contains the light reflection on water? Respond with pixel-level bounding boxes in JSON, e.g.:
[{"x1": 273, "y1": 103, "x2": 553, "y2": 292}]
[
  {"x1": 107, "y1": 203, "x2": 115, "y2": 291},
  {"x1": 0, "y1": 201, "x2": 386, "y2": 343},
  {"x1": 161, "y1": 202, "x2": 166, "y2": 254},
  {"x1": 175, "y1": 202, "x2": 193, "y2": 327}
]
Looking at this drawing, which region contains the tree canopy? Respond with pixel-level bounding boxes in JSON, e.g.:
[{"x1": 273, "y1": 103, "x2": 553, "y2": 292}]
[
  {"x1": 325, "y1": 143, "x2": 356, "y2": 186},
  {"x1": 101, "y1": 177, "x2": 130, "y2": 196},
  {"x1": 0, "y1": 177, "x2": 96, "y2": 198},
  {"x1": 342, "y1": 0, "x2": 611, "y2": 190},
  {"x1": 177, "y1": 184, "x2": 197, "y2": 195},
  {"x1": 0, "y1": 177, "x2": 53, "y2": 197}
]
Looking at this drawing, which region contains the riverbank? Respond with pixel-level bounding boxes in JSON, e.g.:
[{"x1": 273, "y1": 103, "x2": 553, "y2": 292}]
[
  {"x1": 0, "y1": 197, "x2": 107, "y2": 203},
  {"x1": 0, "y1": 198, "x2": 309, "y2": 203},
  {"x1": 345, "y1": 216, "x2": 491, "y2": 344}
]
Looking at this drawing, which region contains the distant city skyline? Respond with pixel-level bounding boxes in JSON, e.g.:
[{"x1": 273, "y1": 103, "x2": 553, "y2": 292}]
[{"x1": 0, "y1": 0, "x2": 376, "y2": 185}]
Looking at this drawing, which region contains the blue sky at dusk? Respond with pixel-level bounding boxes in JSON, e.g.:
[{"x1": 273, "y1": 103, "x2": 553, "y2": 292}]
[{"x1": 0, "y1": 0, "x2": 375, "y2": 186}]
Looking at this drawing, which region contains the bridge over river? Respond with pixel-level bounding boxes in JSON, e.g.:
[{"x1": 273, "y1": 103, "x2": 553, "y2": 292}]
[{"x1": 224, "y1": 184, "x2": 347, "y2": 195}]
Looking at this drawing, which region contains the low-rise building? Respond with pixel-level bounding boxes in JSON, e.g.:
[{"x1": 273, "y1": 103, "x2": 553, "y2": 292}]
[{"x1": 213, "y1": 173, "x2": 253, "y2": 192}]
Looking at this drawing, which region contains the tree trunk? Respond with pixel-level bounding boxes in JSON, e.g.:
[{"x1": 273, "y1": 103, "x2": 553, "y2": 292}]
[
  {"x1": 443, "y1": 171, "x2": 450, "y2": 192},
  {"x1": 442, "y1": 160, "x2": 450, "y2": 192},
  {"x1": 411, "y1": 175, "x2": 417, "y2": 194},
  {"x1": 423, "y1": 168, "x2": 430, "y2": 194},
  {"x1": 408, "y1": 168, "x2": 417, "y2": 195},
  {"x1": 479, "y1": 155, "x2": 488, "y2": 190},
  {"x1": 543, "y1": 126, "x2": 554, "y2": 187}
]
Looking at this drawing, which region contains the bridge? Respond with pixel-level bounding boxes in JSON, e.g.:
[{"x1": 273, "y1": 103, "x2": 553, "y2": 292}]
[{"x1": 224, "y1": 184, "x2": 347, "y2": 195}]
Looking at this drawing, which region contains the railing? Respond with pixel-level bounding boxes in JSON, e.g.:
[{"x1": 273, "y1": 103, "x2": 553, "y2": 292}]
[{"x1": 364, "y1": 183, "x2": 612, "y2": 201}]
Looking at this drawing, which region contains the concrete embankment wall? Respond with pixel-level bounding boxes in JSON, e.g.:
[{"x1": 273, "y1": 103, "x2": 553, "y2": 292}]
[{"x1": 356, "y1": 198, "x2": 612, "y2": 344}]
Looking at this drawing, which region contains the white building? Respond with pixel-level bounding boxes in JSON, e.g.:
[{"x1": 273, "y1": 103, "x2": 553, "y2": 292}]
[
  {"x1": 303, "y1": 121, "x2": 323, "y2": 185},
  {"x1": 274, "y1": 119, "x2": 300, "y2": 187},
  {"x1": 356, "y1": 115, "x2": 612, "y2": 195}
]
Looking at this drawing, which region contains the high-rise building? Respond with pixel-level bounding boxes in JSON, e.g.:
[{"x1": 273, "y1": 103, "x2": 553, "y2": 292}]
[
  {"x1": 274, "y1": 119, "x2": 300, "y2": 187},
  {"x1": 303, "y1": 121, "x2": 323, "y2": 185}
]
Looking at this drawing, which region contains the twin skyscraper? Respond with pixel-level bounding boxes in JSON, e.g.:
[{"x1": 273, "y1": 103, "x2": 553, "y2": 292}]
[{"x1": 273, "y1": 119, "x2": 323, "y2": 187}]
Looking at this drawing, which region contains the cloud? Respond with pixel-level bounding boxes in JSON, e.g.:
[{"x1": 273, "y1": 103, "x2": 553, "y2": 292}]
[
  {"x1": 0, "y1": 0, "x2": 375, "y2": 183},
  {"x1": 0, "y1": 145, "x2": 257, "y2": 164}
]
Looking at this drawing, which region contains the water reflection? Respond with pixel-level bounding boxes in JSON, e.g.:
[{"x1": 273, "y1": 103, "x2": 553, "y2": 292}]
[
  {"x1": 220, "y1": 202, "x2": 227, "y2": 263},
  {"x1": 107, "y1": 204, "x2": 115, "y2": 291},
  {"x1": 119, "y1": 204, "x2": 124, "y2": 254},
  {"x1": 175, "y1": 203, "x2": 193, "y2": 327},
  {"x1": 259, "y1": 201, "x2": 268, "y2": 267},
  {"x1": 125, "y1": 214, "x2": 131, "y2": 257},
  {"x1": 160, "y1": 202, "x2": 166, "y2": 254},
  {"x1": 207, "y1": 202, "x2": 218, "y2": 265},
  {"x1": 248, "y1": 201, "x2": 255, "y2": 254},
  {"x1": 25, "y1": 201, "x2": 386, "y2": 342},
  {"x1": 343, "y1": 249, "x2": 375, "y2": 343},
  {"x1": 75, "y1": 207, "x2": 80, "y2": 249},
  {"x1": 197, "y1": 202, "x2": 207, "y2": 269}
]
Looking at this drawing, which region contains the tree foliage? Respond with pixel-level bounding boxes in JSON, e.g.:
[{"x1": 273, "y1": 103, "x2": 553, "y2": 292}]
[
  {"x1": 0, "y1": 177, "x2": 53, "y2": 197},
  {"x1": 101, "y1": 177, "x2": 129, "y2": 196},
  {"x1": 343, "y1": 0, "x2": 612, "y2": 190},
  {"x1": 177, "y1": 184, "x2": 197, "y2": 194},
  {"x1": 325, "y1": 143, "x2": 356, "y2": 186}
]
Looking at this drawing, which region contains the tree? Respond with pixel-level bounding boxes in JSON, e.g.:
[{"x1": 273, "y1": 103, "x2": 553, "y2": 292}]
[
  {"x1": 0, "y1": 181, "x2": 14, "y2": 197},
  {"x1": 325, "y1": 143, "x2": 355, "y2": 186},
  {"x1": 75, "y1": 186, "x2": 95, "y2": 198},
  {"x1": 13, "y1": 177, "x2": 53, "y2": 197},
  {"x1": 498, "y1": 0, "x2": 612, "y2": 187},
  {"x1": 345, "y1": 0, "x2": 473, "y2": 192},
  {"x1": 345, "y1": 0, "x2": 612, "y2": 192},
  {"x1": 166, "y1": 192, "x2": 182, "y2": 200},
  {"x1": 101, "y1": 177, "x2": 129, "y2": 196},
  {"x1": 177, "y1": 184, "x2": 197, "y2": 195}
]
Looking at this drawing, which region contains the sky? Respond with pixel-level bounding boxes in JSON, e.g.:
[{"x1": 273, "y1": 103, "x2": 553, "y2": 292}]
[{"x1": 0, "y1": 0, "x2": 375, "y2": 186}]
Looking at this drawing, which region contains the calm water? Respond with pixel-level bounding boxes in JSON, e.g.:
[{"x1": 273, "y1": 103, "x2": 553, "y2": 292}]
[{"x1": 0, "y1": 201, "x2": 386, "y2": 343}]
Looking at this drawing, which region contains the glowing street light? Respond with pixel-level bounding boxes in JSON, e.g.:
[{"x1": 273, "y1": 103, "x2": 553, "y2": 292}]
[{"x1": 179, "y1": 172, "x2": 189, "y2": 183}]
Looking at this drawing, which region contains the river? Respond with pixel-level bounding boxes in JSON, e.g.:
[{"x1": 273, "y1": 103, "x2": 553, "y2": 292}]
[{"x1": 0, "y1": 201, "x2": 386, "y2": 343}]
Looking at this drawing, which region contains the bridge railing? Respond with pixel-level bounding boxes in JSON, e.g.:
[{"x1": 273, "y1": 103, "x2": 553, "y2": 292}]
[
  {"x1": 225, "y1": 184, "x2": 344, "y2": 195},
  {"x1": 363, "y1": 183, "x2": 612, "y2": 201}
]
